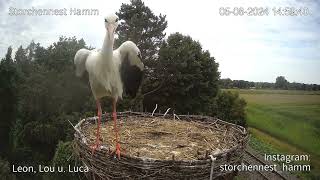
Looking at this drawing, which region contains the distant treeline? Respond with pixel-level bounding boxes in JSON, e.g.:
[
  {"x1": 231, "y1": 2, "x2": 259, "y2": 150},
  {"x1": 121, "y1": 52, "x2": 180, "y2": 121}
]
[{"x1": 220, "y1": 76, "x2": 320, "y2": 91}]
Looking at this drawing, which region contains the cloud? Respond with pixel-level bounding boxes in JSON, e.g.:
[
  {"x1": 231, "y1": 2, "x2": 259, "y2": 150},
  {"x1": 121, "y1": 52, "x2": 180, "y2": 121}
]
[
  {"x1": 0, "y1": 0, "x2": 319, "y2": 84},
  {"x1": 0, "y1": 0, "x2": 127, "y2": 55}
]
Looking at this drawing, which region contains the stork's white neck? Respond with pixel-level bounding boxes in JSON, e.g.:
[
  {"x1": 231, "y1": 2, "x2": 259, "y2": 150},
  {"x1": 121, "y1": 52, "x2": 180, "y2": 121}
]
[{"x1": 101, "y1": 31, "x2": 114, "y2": 58}]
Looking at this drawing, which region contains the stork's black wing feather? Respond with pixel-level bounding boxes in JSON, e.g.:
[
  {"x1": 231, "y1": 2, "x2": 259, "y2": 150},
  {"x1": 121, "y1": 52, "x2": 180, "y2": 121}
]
[{"x1": 120, "y1": 54, "x2": 143, "y2": 97}]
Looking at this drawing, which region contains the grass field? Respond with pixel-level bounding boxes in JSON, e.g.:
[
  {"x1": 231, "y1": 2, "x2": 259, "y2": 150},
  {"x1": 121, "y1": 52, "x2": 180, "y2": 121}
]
[
  {"x1": 248, "y1": 128, "x2": 319, "y2": 179},
  {"x1": 225, "y1": 89, "x2": 320, "y2": 178}
]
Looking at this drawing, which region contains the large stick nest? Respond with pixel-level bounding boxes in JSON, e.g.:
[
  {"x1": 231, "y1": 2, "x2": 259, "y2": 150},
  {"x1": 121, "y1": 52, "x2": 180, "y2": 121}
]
[{"x1": 73, "y1": 112, "x2": 249, "y2": 180}]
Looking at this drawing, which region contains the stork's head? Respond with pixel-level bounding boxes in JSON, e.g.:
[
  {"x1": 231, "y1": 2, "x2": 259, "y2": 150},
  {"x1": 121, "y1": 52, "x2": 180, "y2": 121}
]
[
  {"x1": 104, "y1": 14, "x2": 119, "y2": 39},
  {"x1": 120, "y1": 41, "x2": 144, "y2": 71}
]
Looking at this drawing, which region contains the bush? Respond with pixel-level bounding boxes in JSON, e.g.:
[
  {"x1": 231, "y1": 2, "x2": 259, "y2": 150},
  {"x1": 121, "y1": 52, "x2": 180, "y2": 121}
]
[
  {"x1": 0, "y1": 158, "x2": 16, "y2": 180},
  {"x1": 49, "y1": 141, "x2": 80, "y2": 180},
  {"x1": 214, "y1": 91, "x2": 247, "y2": 127}
]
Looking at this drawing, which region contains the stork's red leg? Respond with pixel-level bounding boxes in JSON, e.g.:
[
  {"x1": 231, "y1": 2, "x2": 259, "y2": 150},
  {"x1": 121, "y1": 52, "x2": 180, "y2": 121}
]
[
  {"x1": 112, "y1": 98, "x2": 121, "y2": 159},
  {"x1": 91, "y1": 99, "x2": 102, "y2": 154}
]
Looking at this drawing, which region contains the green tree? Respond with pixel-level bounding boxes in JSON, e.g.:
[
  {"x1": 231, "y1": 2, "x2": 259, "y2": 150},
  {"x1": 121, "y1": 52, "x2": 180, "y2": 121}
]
[
  {"x1": 0, "y1": 47, "x2": 19, "y2": 157},
  {"x1": 4, "y1": 46, "x2": 13, "y2": 62},
  {"x1": 10, "y1": 38, "x2": 92, "y2": 175},
  {"x1": 275, "y1": 76, "x2": 289, "y2": 89},
  {"x1": 116, "y1": 0, "x2": 168, "y2": 111},
  {"x1": 0, "y1": 158, "x2": 16, "y2": 180},
  {"x1": 49, "y1": 141, "x2": 81, "y2": 180},
  {"x1": 116, "y1": 0, "x2": 167, "y2": 62},
  {"x1": 15, "y1": 46, "x2": 28, "y2": 64},
  {"x1": 25, "y1": 41, "x2": 38, "y2": 61},
  {"x1": 146, "y1": 33, "x2": 220, "y2": 114},
  {"x1": 43, "y1": 37, "x2": 86, "y2": 72},
  {"x1": 215, "y1": 91, "x2": 247, "y2": 126},
  {"x1": 220, "y1": 78, "x2": 233, "y2": 89}
]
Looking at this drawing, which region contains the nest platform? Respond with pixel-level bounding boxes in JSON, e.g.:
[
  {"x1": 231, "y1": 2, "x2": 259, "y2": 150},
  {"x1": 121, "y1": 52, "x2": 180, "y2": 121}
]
[{"x1": 74, "y1": 111, "x2": 249, "y2": 180}]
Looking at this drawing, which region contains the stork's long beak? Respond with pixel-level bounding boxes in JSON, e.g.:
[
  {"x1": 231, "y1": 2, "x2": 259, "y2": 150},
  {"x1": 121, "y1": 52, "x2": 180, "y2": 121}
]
[{"x1": 107, "y1": 24, "x2": 116, "y2": 39}]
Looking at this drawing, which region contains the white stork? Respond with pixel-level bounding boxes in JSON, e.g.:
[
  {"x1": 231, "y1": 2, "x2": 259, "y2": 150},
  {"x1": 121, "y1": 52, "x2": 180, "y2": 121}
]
[{"x1": 74, "y1": 14, "x2": 144, "y2": 158}]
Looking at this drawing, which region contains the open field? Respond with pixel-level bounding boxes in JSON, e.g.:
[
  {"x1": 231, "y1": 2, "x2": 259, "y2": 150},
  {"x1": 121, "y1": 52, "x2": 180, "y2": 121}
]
[
  {"x1": 226, "y1": 89, "x2": 320, "y2": 157},
  {"x1": 224, "y1": 89, "x2": 320, "y2": 178},
  {"x1": 248, "y1": 128, "x2": 320, "y2": 179},
  {"x1": 247, "y1": 103, "x2": 320, "y2": 156}
]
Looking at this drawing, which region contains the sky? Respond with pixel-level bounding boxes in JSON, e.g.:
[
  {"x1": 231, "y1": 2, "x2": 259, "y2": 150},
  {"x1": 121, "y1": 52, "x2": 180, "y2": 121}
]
[{"x1": 0, "y1": 0, "x2": 319, "y2": 84}]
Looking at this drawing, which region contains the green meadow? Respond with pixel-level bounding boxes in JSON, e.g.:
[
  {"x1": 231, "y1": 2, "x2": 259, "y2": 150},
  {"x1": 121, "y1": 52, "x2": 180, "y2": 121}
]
[{"x1": 225, "y1": 89, "x2": 320, "y2": 178}]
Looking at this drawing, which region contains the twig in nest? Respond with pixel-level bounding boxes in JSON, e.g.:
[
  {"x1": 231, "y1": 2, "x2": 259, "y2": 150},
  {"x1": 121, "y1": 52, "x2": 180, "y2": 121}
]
[
  {"x1": 163, "y1": 108, "x2": 171, "y2": 117},
  {"x1": 209, "y1": 155, "x2": 217, "y2": 180},
  {"x1": 223, "y1": 129, "x2": 227, "y2": 136},
  {"x1": 176, "y1": 144, "x2": 188, "y2": 148},
  {"x1": 204, "y1": 138, "x2": 214, "y2": 150},
  {"x1": 146, "y1": 118, "x2": 158, "y2": 126},
  {"x1": 68, "y1": 119, "x2": 87, "y2": 144},
  {"x1": 68, "y1": 120, "x2": 81, "y2": 134},
  {"x1": 151, "y1": 104, "x2": 158, "y2": 116},
  {"x1": 149, "y1": 130, "x2": 173, "y2": 136}
]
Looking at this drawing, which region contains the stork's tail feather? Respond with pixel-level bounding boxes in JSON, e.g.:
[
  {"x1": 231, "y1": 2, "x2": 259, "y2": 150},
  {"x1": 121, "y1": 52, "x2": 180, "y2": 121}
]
[{"x1": 74, "y1": 48, "x2": 91, "y2": 77}]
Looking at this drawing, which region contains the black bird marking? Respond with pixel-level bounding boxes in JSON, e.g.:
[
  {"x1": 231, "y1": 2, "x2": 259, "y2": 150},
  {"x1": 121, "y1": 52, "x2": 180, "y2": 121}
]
[{"x1": 120, "y1": 53, "x2": 143, "y2": 97}]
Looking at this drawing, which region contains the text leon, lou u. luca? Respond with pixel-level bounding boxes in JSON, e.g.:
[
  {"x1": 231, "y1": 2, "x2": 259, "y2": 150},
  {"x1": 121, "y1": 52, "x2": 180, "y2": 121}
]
[{"x1": 12, "y1": 164, "x2": 89, "y2": 173}]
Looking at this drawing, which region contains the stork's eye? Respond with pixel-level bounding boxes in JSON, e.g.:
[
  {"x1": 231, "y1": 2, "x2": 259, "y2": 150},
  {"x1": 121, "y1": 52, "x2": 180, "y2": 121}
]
[
  {"x1": 105, "y1": 19, "x2": 108, "y2": 23},
  {"x1": 115, "y1": 18, "x2": 119, "y2": 22}
]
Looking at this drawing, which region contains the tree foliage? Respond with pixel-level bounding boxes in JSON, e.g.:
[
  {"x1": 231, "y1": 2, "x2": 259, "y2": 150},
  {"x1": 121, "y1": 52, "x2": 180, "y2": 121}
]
[
  {"x1": 0, "y1": 47, "x2": 19, "y2": 157},
  {"x1": 50, "y1": 141, "x2": 80, "y2": 180},
  {"x1": 275, "y1": 76, "x2": 289, "y2": 89},
  {"x1": 0, "y1": 38, "x2": 94, "y2": 180},
  {"x1": 220, "y1": 77, "x2": 320, "y2": 91},
  {"x1": 116, "y1": 0, "x2": 168, "y2": 111},
  {"x1": 215, "y1": 91, "x2": 247, "y2": 127},
  {"x1": 220, "y1": 78, "x2": 255, "y2": 89},
  {"x1": 116, "y1": 0, "x2": 167, "y2": 62},
  {"x1": 145, "y1": 33, "x2": 220, "y2": 114},
  {"x1": 0, "y1": 158, "x2": 16, "y2": 180}
]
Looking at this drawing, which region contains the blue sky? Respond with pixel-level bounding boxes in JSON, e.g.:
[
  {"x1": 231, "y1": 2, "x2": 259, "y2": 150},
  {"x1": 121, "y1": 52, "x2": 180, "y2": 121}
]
[{"x1": 0, "y1": 0, "x2": 319, "y2": 84}]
